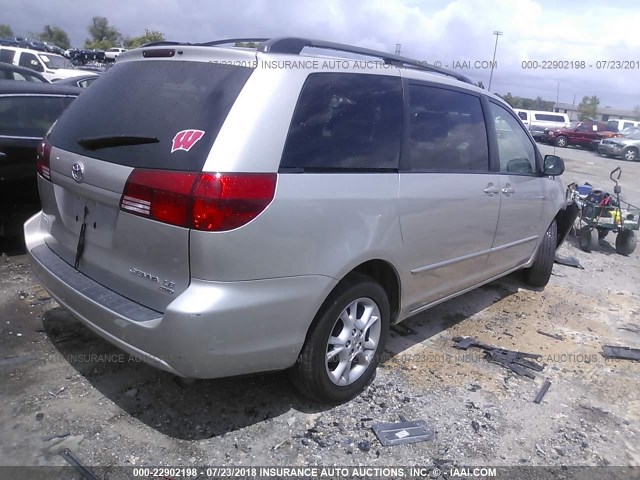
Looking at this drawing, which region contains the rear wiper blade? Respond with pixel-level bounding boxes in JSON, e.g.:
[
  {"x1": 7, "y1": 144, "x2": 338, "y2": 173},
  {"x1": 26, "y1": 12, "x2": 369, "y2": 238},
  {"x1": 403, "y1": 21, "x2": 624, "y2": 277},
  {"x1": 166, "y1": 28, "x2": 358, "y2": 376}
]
[{"x1": 78, "y1": 135, "x2": 159, "y2": 150}]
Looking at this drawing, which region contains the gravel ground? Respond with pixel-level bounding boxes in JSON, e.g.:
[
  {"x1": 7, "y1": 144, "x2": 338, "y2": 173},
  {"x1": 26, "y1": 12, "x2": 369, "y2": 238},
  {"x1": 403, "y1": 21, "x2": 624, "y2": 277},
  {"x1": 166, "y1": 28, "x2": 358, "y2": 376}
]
[{"x1": 1, "y1": 144, "x2": 639, "y2": 475}]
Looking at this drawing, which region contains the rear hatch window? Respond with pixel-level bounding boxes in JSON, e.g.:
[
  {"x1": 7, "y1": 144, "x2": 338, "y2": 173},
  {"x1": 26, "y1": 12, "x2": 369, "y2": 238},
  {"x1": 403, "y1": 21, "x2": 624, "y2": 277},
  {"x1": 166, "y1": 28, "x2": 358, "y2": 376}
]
[{"x1": 49, "y1": 60, "x2": 253, "y2": 171}]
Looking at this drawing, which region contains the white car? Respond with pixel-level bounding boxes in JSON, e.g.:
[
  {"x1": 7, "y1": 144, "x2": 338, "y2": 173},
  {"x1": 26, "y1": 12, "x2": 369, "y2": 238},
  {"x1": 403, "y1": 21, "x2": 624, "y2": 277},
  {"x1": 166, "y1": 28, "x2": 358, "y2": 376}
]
[
  {"x1": 105, "y1": 47, "x2": 127, "y2": 61},
  {"x1": 0, "y1": 46, "x2": 95, "y2": 82}
]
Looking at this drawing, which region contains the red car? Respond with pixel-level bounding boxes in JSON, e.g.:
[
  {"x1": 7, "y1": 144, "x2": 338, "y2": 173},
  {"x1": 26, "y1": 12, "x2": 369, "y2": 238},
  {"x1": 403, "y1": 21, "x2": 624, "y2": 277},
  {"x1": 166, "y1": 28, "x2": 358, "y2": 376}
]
[{"x1": 543, "y1": 121, "x2": 617, "y2": 149}]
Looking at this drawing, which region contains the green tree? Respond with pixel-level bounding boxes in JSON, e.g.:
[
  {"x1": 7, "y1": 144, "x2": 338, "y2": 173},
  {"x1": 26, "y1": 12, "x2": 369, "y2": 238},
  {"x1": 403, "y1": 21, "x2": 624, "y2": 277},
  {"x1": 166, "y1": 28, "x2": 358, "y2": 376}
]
[
  {"x1": 85, "y1": 16, "x2": 121, "y2": 50},
  {"x1": 0, "y1": 24, "x2": 13, "y2": 38},
  {"x1": 577, "y1": 95, "x2": 600, "y2": 121},
  {"x1": 37, "y1": 25, "x2": 70, "y2": 49},
  {"x1": 124, "y1": 29, "x2": 165, "y2": 48}
]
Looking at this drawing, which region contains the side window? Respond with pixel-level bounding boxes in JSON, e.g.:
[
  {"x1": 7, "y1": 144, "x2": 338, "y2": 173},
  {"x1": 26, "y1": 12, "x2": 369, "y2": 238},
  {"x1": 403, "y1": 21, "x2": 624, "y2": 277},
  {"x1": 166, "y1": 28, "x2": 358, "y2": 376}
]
[
  {"x1": 577, "y1": 123, "x2": 590, "y2": 132},
  {"x1": 518, "y1": 111, "x2": 527, "y2": 121},
  {"x1": 624, "y1": 122, "x2": 634, "y2": 129},
  {"x1": 280, "y1": 73, "x2": 402, "y2": 171},
  {"x1": 406, "y1": 85, "x2": 489, "y2": 172},
  {"x1": 0, "y1": 49, "x2": 15, "y2": 63},
  {"x1": 489, "y1": 102, "x2": 537, "y2": 175},
  {"x1": 0, "y1": 96, "x2": 70, "y2": 137},
  {"x1": 18, "y1": 52, "x2": 43, "y2": 72}
]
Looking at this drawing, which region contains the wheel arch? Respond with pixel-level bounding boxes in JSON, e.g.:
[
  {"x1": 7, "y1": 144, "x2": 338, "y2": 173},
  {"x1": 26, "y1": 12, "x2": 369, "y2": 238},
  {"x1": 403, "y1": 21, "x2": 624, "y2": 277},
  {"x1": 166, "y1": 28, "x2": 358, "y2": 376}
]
[{"x1": 555, "y1": 202, "x2": 579, "y2": 248}]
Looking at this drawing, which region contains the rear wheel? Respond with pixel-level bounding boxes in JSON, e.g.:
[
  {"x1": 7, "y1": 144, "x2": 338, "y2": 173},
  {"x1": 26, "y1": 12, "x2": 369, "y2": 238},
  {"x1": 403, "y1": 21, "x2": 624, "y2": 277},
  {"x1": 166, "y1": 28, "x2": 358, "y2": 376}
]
[
  {"x1": 578, "y1": 225, "x2": 598, "y2": 252},
  {"x1": 623, "y1": 147, "x2": 638, "y2": 161},
  {"x1": 524, "y1": 221, "x2": 557, "y2": 288},
  {"x1": 615, "y1": 230, "x2": 637, "y2": 256},
  {"x1": 555, "y1": 136, "x2": 568, "y2": 148},
  {"x1": 290, "y1": 273, "x2": 390, "y2": 403}
]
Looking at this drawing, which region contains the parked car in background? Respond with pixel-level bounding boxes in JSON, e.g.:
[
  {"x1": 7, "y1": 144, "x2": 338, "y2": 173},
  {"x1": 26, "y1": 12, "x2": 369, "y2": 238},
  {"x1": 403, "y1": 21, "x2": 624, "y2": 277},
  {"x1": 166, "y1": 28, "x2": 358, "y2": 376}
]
[
  {"x1": 606, "y1": 119, "x2": 640, "y2": 133},
  {"x1": 54, "y1": 74, "x2": 99, "y2": 88},
  {"x1": 513, "y1": 109, "x2": 569, "y2": 141},
  {"x1": 543, "y1": 121, "x2": 617, "y2": 149},
  {"x1": 0, "y1": 80, "x2": 81, "y2": 236},
  {"x1": 28, "y1": 40, "x2": 48, "y2": 52},
  {"x1": 598, "y1": 131, "x2": 640, "y2": 161},
  {"x1": 592, "y1": 126, "x2": 640, "y2": 152},
  {"x1": 24, "y1": 37, "x2": 574, "y2": 403},
  {"x1": 0, "y1": 46, "x2": 93, "y2": 81},
  {"x1": 0, "y1": 62, "x2": 49, "y2": 83},
  {"x1": 105, "y1": 47, "x2": 127, "y2": 61}
]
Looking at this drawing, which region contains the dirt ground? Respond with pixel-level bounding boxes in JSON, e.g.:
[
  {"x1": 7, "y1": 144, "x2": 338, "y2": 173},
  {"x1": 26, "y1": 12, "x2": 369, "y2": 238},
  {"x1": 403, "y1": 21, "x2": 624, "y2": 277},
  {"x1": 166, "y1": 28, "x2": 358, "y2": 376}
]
[{"x1": 1, "y1": 144, "x2": 639, "y2": 476}]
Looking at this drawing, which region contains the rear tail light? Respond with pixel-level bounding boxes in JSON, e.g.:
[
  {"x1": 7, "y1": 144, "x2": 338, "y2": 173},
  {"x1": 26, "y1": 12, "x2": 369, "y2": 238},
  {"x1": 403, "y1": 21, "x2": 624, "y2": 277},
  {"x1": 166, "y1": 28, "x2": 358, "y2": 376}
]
[
  {"x1": 120, "y1": 170, "x2": 277, "y2": 231},
  {"x1": 36, "y1": 139, "x2": 52, "y2": 181}
]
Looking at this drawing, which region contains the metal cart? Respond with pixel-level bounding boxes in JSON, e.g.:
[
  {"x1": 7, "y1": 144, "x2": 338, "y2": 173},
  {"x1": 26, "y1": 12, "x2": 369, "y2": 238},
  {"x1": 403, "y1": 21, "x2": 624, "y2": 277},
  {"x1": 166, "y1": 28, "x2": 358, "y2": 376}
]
[{"x1": 573, "y1": 167, "x2": 639, "y2": 255}]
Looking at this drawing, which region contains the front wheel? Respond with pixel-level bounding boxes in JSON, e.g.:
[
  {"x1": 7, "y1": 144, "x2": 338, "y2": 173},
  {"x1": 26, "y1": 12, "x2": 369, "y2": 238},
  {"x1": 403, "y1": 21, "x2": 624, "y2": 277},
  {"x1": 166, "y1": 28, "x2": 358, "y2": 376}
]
[
  {"x1": 555, "y1": 136, "x2": 568, "y2": 148},
  {"x1": 616, "y1": 230, "x2": 637, "y2": 256},
  {"x1": 524, "y1": 220, "x2": 557, "y2": 288},
  {"x1": 290, "y1": 273, "x2": 390, "y2": 403}
]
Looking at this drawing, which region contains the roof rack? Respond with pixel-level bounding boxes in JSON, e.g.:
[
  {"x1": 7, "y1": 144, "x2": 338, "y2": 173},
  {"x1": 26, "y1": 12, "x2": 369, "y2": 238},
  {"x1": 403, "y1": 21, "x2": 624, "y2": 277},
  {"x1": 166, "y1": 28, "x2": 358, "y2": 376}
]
[
  {"x1": 258, "y1": 37, "x2": 473, "y2": 84},
  {"x1": 140, "y1": 36, "x2": 473, "y2": 85},
  {"x1": 197, "y1": 38, "x2": 269, "y2": 47}
]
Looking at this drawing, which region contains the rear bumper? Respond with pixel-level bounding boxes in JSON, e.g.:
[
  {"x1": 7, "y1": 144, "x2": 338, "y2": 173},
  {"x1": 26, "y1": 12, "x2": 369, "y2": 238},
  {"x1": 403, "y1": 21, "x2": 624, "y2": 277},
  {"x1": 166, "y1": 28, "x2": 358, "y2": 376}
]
[{"x1": 24, "y1": 212, "x2": 337, "y2": 378}]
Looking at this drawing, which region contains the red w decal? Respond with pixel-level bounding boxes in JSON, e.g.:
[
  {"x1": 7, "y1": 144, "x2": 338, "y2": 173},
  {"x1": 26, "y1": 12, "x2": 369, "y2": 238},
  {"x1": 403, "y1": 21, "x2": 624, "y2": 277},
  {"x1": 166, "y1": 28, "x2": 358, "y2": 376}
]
[{"x1": 171, "y1": 129, "x2": 205, "y2": 153}]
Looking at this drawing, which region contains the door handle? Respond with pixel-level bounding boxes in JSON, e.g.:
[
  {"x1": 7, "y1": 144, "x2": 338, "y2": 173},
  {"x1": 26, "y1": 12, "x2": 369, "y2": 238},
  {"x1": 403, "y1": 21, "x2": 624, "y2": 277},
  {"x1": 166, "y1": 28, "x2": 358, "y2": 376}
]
[
  {"x1": 483, "y1": 183, "x2": 500, "y2": 196},
  {"x1": 501, "y1": 185, "x2": 515, "y2": 196}
]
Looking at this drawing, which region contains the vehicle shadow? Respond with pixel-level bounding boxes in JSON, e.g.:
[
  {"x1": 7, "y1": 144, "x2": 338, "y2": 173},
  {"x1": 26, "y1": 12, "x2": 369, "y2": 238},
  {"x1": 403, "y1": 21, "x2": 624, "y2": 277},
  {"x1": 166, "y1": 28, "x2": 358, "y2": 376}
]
[
  {"x1": 42, "y1": 272, "x2": 527, "y2": 441},
  {"x1": 383, "y1": 274, "x2": 522, "y2": 361},
  {"x1": 42, "y1": 308, "x2": 332, "y2": 441}
]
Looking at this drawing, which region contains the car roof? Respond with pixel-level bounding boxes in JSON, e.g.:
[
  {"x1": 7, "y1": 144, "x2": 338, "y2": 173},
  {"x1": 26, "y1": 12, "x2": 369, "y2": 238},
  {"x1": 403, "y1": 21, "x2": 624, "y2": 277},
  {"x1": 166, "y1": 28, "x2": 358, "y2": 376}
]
[{"x1": 0, "y1": 79, "x2": 82, "y2": 95}]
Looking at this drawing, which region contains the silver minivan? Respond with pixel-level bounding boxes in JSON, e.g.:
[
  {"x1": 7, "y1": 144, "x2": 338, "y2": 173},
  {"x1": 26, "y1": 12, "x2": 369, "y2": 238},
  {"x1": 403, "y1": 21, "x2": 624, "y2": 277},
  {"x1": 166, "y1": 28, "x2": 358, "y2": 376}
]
[{"x1": 24, "y1": 37, "x2": 574, "y2": 402}]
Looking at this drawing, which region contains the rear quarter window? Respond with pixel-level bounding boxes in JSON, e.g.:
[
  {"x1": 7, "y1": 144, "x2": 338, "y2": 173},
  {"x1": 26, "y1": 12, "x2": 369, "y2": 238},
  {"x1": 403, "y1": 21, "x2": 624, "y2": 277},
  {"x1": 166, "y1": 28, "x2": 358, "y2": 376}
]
[
  {"x1": 280, "y1": 73, "x2": 402, "y2": 171},
  {"x1": 49, "y1": 61, "x2": 253, "y2": 171}
]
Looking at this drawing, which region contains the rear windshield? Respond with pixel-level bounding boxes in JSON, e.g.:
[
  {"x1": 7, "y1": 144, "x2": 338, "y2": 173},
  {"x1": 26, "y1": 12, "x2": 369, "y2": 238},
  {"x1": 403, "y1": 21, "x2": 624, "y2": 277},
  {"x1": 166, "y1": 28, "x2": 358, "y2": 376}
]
[{"x1": 49, "y1": 60, "x2": 253, "y2": 171}]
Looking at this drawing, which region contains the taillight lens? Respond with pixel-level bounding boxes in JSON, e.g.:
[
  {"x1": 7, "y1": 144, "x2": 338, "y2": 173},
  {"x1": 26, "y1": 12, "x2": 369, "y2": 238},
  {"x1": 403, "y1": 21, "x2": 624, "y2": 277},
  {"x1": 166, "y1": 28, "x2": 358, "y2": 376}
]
[
  {"x1": 36, "y1": 139, "x2": 52, "y2": 181},
  {"x1": 120, "y1": 170, "x2": 277, "y2": 231}
]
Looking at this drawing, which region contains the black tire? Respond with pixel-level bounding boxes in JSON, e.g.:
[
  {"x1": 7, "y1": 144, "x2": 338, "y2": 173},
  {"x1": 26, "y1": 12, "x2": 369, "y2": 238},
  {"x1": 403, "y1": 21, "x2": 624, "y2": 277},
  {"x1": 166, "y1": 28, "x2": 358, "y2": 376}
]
[
  {"x1": 615, "y1": 230, "x2": 637, "y2": 256},
  {"x1": 290, "y1": 272, "x2": 390, "y2": 403},
  {"x1": 597, "y1": 228, "x2": 609, "y2": 240},
  {"x1": 622, "y1": 147, "x2": 638, "y2": 162},
  {"x1": 555, "y1": 136, "x2": 568, "y2": 148},
  {"x1": 578, "y1": 225, "x2": 598, "y2": 252},
  {"x1": 524, "y1": 221, "x2": 557, "y2": 288}
]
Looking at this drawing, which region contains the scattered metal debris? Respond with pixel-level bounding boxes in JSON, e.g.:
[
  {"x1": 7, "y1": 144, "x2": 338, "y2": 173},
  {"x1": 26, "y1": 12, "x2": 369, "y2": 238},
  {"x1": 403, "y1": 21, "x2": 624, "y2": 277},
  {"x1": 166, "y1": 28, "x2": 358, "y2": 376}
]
[
  {"x1": 60, "y1": 448, "x2": 100, "y2": 480},
  {"x1": 537, "y1": 329, "x2": 565, "y2": 341},
  {"x1": 554, "y1": 254, "x2": 584, "y2": 269},
  {"x1": 601, "y1": 345, "x2": 640, "y2": 361},
  {"x1": 371, "y1": 419, "x2": 434, "y2": 446},
  {"x1": 618, "y1": 323, "x2": 640, "y2": 335},
  {"x1": 533, "y1": 380, "x2": 552, "y2": 404},
  {"x1": 453, "y1": 336, "x2": 544, "y2": 378}
]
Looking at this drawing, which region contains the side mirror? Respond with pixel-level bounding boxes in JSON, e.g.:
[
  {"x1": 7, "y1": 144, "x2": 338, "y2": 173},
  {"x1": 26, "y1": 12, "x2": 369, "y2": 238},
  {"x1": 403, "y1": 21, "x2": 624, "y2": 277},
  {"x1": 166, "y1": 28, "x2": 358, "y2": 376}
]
[{"x1": 543, "y1": 155, "x2": 564, "y2": 176}]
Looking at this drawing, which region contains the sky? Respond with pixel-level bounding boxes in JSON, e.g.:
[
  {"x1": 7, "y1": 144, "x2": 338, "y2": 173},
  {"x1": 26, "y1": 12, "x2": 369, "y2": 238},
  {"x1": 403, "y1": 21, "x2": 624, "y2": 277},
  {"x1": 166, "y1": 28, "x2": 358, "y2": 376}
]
[{"x1": 2, "y1": 0, "x2": 639, "y2": 110}]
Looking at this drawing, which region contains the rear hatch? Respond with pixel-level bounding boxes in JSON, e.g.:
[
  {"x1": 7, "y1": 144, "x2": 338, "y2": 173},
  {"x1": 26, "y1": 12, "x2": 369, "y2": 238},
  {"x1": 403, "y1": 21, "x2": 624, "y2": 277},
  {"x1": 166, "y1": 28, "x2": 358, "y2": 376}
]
[{"x1": 43, "y1": 57, "x2": 254, "y2": 311}]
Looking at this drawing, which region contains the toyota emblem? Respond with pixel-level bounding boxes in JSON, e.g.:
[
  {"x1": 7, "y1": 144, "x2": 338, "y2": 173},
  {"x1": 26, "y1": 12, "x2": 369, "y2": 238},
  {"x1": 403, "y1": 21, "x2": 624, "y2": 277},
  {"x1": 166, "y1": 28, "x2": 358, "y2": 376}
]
[{"x1": 71, "y1": 163, "x2": 84, "y2": 183}]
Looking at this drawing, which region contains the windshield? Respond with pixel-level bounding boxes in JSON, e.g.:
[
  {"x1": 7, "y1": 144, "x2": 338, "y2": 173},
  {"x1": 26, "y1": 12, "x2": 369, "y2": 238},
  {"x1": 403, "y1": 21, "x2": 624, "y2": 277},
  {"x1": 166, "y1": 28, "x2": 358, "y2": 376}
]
[
  {"x1": 567, "y1": 121, "x2": 580, "y2": 128},
  {"x1": 626, "y1": 132, "x2": 640, "y2": 140},
  {"x1": 38, "y1": 53, "x2": 73, "y2": 69}
]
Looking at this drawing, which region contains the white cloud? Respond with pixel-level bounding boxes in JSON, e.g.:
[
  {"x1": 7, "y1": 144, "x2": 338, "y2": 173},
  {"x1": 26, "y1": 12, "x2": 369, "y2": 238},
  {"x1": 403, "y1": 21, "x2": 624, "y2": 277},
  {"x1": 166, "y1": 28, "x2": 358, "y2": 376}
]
[{"x1": 2, "y1": 0, "x2": 638, "y2": 108}]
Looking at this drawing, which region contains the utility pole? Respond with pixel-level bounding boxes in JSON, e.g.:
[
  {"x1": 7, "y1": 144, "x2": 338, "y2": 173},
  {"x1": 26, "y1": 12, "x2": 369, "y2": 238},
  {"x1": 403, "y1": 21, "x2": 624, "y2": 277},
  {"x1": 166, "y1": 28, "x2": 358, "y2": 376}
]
[
  {"x1": 487, "y1": 31, "x2": 502, "y2": 92},
  {"x1": 395, "y1": 43, "x2": 401, "y2": 55}
]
